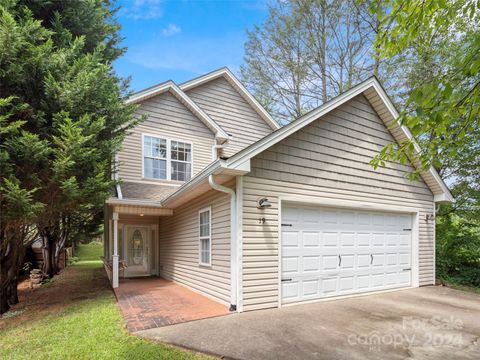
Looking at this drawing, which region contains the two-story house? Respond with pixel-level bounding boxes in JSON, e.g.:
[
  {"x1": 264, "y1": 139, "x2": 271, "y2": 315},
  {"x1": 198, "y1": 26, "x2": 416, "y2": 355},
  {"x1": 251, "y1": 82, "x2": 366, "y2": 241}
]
[{"x1": 104, "y1": 68, "x2": 453, "y2": 313}]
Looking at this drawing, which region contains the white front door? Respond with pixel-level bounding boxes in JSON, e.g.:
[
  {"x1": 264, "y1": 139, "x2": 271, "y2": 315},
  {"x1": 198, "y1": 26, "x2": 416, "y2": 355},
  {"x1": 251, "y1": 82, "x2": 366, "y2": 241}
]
[
  {"x1": 124, "y1": 225, "x2": 150, "y2": 277},
  {"x1": 281, "y1": 205, "x2": 412, "y2": 304}
]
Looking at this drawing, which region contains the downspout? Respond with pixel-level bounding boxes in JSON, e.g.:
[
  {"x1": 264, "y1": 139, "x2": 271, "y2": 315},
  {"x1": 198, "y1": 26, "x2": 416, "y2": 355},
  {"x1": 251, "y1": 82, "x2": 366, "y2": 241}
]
[
  {"x1": 208, "y1": 174, "x2": 237, "y2": 311},
  {"x1": 113, "y1": 154, "x2": 122, "y2": 200}
]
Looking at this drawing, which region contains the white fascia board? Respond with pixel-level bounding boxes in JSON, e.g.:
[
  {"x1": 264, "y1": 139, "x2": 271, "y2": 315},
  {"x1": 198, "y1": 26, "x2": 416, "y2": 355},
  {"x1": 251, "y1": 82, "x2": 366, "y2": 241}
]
[
  {"x1": 126, "y1": 81, "x2": 229, "y2": 141},
  {"x1": 106, "y1": 197, "x2": 164, "y2": 208},
  {"x1": 180, "y1": 67, "x2": 281, "y2": 131}
]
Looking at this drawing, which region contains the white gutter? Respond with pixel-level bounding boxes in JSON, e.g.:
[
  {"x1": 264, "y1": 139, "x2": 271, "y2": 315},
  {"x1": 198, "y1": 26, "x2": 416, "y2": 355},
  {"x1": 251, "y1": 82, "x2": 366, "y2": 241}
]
[{"x1": 208, "y1": 174, "x2": 238, "y2": 311}]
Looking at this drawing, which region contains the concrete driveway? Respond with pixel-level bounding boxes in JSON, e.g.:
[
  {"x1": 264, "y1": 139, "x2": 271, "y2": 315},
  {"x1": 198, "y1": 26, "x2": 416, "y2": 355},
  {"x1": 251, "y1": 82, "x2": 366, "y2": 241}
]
[{"x1": 138, "y1": 286, "x2": 480, "y2": 360}]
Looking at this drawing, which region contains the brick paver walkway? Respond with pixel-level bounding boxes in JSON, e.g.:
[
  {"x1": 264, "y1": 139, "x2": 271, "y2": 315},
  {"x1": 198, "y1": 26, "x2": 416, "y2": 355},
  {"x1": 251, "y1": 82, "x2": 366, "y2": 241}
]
[{"x1": 114, "y1": 277, "x2": 230, "y2": 332}]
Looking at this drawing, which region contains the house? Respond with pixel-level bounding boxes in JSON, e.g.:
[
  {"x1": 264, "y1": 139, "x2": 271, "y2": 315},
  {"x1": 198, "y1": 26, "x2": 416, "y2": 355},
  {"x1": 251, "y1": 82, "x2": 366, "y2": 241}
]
[{"x1": 104, "y1": 68, "x2": 453, "y2": 313}]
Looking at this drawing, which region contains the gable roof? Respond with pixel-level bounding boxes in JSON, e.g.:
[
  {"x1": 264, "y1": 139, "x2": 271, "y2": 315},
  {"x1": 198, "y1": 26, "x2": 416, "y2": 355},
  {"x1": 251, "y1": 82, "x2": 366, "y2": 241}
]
[
  {"x1": 223, "y1": 76, "x2": 453, "y2": 203},
  {"x1": 180, "y1": 67, "x2": 281, "y2": 131},
  {"x1": 126, "y1": 80, "x2": 229, "y2": 141}
]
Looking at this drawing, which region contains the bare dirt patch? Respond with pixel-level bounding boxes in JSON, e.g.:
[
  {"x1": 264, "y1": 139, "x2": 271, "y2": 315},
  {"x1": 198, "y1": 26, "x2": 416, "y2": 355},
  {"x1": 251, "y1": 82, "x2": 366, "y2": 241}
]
[{"x1": 0, "y1": 263, "x2": 110, "y2": 330}]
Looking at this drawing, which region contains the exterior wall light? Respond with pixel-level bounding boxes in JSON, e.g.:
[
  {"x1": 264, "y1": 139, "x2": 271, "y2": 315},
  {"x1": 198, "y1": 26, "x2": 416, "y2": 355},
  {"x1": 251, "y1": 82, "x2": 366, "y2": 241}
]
[
  {"x1": 257, "y1": 197, "x2": 272, "y2": 209},
  {"x1": 425, "y1": 214, "x2": 435, "y2": 222}
]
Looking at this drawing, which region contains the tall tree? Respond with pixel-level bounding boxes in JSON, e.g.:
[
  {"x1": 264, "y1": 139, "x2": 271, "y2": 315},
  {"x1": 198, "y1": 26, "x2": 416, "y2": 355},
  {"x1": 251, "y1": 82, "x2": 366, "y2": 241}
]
[
  {"x1": 241, "y1": 0, "x2": 377, "y2": 123},
  {"x1": 242, "y1": 1, "x2": 313, "y2": 122},
  {"x1": 0, "y1": 1, "x2": 137, "y2": 313}
]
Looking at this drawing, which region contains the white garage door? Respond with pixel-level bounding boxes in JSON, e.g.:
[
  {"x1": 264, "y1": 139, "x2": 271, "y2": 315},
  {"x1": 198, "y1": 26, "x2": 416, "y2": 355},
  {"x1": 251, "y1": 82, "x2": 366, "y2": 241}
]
[{"x1": 281, "y1": 205, "x2": 412, "y2": 304}]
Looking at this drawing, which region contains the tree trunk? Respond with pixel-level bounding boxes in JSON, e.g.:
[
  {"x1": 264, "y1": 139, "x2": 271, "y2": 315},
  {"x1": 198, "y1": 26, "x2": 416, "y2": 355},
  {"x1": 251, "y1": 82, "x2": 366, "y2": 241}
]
[
  {"x1": 40, "y1": 228, "x2": 56, "y2": 278},
  {"x1": 0, "y1": 287, "x2": 9, "y2": 314},
  {"x1": 0, "y1": 248, "x2": 21, "y2": 314},
  {"x1": 320, "y1": 7, "x2": 327, "y2": 103}
]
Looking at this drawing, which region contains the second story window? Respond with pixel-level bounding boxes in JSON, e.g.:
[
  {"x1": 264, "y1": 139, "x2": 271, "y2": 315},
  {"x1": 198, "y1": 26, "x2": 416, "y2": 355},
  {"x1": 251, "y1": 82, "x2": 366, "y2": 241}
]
[
  {"x1": 143, "y1": 134, "x2": 192, "y2": 182},
  {"x1": 171, "y1": 141, "x2": 192, "y2": 181}
]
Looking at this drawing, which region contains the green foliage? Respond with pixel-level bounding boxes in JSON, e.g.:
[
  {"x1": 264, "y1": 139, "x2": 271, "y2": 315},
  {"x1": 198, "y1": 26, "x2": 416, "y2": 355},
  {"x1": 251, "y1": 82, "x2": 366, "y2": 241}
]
[
  {"x1": 436, "y1": 212, "x2": 480, "y2": 287},
  {"x1": 369, "y1": 0, "x2": 480, "y2": 175},
  {"x1": 0, "y1": 0, "x2": 138, "y2": 309}
]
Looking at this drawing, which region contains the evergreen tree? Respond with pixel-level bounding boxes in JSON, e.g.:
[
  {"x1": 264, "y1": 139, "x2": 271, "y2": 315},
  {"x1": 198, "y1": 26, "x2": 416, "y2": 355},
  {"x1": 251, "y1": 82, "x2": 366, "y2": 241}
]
[{"x1": 0, "y1": 1, "x2": 137, "y2": 313}]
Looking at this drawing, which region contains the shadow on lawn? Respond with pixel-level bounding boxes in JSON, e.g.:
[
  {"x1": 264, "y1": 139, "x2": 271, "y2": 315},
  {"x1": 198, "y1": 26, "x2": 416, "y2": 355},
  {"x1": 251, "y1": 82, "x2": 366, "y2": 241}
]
[{"x1": 0, "y1": 258, "x2": 111, "y2": 331}]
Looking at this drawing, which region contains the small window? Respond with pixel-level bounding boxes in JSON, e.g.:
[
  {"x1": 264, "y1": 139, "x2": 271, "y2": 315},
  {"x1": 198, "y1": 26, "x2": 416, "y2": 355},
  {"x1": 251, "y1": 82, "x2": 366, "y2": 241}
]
[
  {"x1": 171, "y1": 140, "x2": 192, "y2": 181},
  {"x1": 143, "y1": 135, "x2": 167, "y2": 179},
  {"x1": 199, "y1": 207, "x2": 211, "y2": 266}
]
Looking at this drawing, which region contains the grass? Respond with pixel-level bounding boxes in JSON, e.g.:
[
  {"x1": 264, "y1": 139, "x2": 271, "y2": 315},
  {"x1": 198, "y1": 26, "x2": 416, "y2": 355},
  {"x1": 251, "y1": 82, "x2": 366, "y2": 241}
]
[
  {"x1": 75, "y1": 241, "x2": 104, "y2": 261},
  {"x1": 0, "y1": 243, "x2": 213, "y2": 360}
]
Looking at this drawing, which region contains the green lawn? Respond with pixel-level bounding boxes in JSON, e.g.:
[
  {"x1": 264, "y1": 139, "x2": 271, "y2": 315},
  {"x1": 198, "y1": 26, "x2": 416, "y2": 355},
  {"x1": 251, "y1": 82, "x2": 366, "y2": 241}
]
[{"x1": 0, "y1": 243, "x2": 212, "y2": 360}]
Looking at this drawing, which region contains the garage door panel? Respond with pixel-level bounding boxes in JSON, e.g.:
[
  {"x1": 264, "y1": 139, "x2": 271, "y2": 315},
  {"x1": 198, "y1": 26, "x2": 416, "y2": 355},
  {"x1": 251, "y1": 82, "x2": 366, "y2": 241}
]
[
  {"x1": 302, "y1": 279, "x2": 320, "y2": 296},
  {"x1": 323, "y1": 255, "x2": 339, "y2": 270},
  {"x1": 341, "y1": 255, "x2": 355, "y2": 269},
  {"x1": 283, "y1": 231, "x2": 300, "y2": 247},
  {"x1": 372, "y1": 233, "x2": 385, "y2": 246},
  {"x1": 282, "y1": 281, "x2": 299, "y2": 300},
  {"x1": 282, "y1": 257, "x2": 299, "y2": 273},
  {"x1": 372, "y1": 254, "x2": 385, "y2": 267},
  {"x1": 357, "y1": 275, "x2": 370, "y2": 289},
  {"x1": 357, "y1": 233, "x2": 371, "y2": 246},
  {"x1": 281, "y1": 205, "x2": 412, "y2": 304},
  {"x1": 321, "y1": 278, "x2": 338, "y2": 293},
  {"x1": 303, "y1": 256, "x2": 321, "y2": 272},
  {"x1": 340, "y1": 233, "x2": 355, "y2": 246},
  {"x1": 357, "y1": 254, "x2": 371, "y2": 268},
  {"x1": 399, "y1": 253, "x2": 410, "y2": 266}
]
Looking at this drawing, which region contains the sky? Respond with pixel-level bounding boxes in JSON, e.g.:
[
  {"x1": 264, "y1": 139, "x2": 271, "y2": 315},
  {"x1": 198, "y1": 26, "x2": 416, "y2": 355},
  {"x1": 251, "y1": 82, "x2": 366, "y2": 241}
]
[{"x1": 114, "y1": 0, "x2": 269, "y2": 92}]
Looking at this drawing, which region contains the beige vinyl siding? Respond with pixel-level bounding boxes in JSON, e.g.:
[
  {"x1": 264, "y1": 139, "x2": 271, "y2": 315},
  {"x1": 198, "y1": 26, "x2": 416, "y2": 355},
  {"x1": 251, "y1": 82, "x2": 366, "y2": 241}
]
[
  {"x1": 159, "y1": 186, "x2": 231, "y2": 304},
  {"x1": 241, "y1": 94, "x2": 435, "y2": 311},
  {"x1": 118, "y1": 91, "x2": 215, "y2": 183},
  {"x1": 186, "y1": 77, "x2": 273, "y2": 157}
]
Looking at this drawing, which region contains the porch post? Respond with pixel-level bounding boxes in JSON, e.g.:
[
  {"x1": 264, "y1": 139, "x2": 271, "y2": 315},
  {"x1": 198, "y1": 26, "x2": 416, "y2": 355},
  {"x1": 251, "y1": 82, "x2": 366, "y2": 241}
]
[{"x1": 112, "y1": 212, "x2": 119, "y2": 288}]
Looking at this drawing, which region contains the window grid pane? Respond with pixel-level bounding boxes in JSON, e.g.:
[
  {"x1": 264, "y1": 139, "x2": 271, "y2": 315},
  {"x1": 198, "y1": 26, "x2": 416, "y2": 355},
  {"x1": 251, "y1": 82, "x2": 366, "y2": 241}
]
[
  {"x1": 200, "y1": 238, "x2": 210, "y2": 264},
  {"x1": 144, "y1": 136, "x2": 167, "y2": 180},
  {"x1": 199, "y1": 209, "x2": 211, "y2": 265}
]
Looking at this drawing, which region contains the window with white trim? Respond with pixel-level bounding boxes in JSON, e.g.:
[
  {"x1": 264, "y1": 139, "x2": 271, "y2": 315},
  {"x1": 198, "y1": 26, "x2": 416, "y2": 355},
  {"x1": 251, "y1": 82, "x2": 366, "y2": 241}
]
[
  {"x1": 143, "y1": 135, "x2": 192, "y2": 181},
  {"x1": 199, "y1": 207, "x2": 211, "y2": 266}
]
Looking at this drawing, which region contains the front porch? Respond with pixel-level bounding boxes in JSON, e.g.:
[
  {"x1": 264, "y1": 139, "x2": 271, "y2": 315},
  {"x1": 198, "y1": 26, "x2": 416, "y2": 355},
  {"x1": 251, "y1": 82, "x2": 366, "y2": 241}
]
[
  {"x1": 104, "y1": 198, "x2": 173, "y2": 288},
  {"x1": 114, "y1": 277, "x2": 230, "y2": 332}
]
